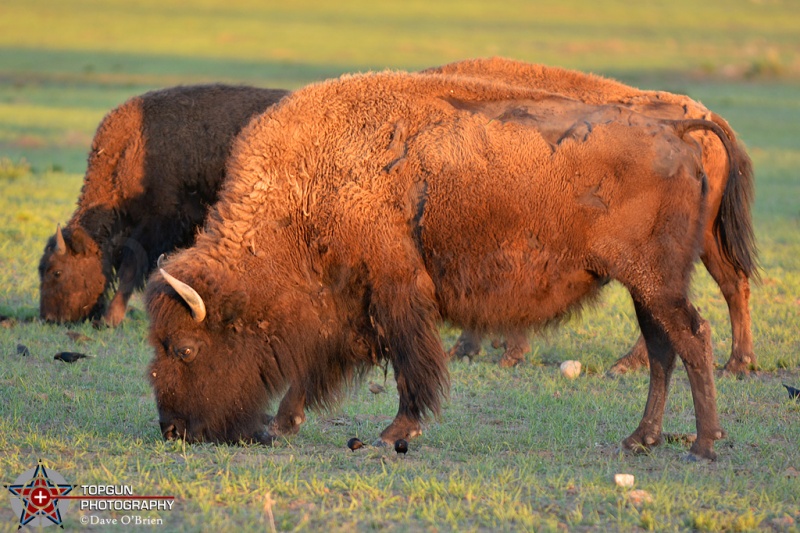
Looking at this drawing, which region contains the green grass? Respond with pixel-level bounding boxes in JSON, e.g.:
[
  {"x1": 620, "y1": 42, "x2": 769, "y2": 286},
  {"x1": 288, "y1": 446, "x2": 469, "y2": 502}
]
[{"x1": 1, "y1": 0, "x2": 800, "y2": 531}]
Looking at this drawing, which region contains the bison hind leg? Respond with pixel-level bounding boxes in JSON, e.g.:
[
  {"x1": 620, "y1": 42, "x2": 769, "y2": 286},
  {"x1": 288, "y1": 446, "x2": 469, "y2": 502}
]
[
  {"x1": 620, "y1": 299, "x2": 677, "y2": 455},
  {"x1": 700, "y1": 245, "x2": 756, "y2": 376},
  {"x1": 623, "y1": 295, "x2": 724, "y2": 461}
]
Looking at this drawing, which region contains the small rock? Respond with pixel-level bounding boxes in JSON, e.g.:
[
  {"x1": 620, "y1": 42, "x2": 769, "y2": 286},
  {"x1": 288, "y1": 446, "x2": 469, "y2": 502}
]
[
  {"x1": 560, "y1": 360, "x2": 581, "y2": 379},
  {"x1": 614, "y1": 473, "x2": 635, "y2": 488},
  {"x1": 16, "y1": 344, "x2": 30, "y2": 357},
  {"x1": 368, "y1": 382, "x2": 386, "y2": 394},
  {"x1": 627, "y1": 489, "x2": 653, "y2": 506},
  {"x1": 770, "y1": 515, "x2": 795, "y2": 530}
]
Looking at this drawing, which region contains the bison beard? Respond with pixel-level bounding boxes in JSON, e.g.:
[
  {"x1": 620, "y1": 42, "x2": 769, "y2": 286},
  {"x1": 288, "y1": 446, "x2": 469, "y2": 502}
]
[
  {"x1": 147, "y1": 70, "x2": 735, "y2": 460},
  {"x1": 38, "y1": 84, "x2": 289, "y2": 326}
]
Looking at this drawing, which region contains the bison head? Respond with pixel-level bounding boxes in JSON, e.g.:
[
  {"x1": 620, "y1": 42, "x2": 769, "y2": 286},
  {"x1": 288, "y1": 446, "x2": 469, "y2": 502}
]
[
  {"x1": 38, "y1": 225, "x2": 106, "y2": 323},
  {"x1": 146, "y1": 258, "x2": 276, "y2": 445}
]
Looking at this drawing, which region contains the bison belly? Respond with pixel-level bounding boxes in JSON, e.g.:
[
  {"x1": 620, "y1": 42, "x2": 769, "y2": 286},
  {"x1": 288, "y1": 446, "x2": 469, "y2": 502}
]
[{"x1": 412, "y1": 122, "x2": 605, "y2": 332}]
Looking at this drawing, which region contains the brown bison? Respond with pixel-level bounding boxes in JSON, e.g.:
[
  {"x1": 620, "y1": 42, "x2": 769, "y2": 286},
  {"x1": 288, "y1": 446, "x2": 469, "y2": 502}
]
[
  {"x1": 147, "y1": 70, "x2": 743, "y2": 460},
  {"x1": 38, "y1": 84, "x2": 289, "y2": 326},
  {"x1": 424, "y1": 57, "x2": 757, "y2": 375}
]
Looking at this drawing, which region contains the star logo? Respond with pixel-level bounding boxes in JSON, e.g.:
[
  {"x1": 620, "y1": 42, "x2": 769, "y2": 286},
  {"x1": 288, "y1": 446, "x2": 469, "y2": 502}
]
[{"x1": 5, "y1": 460, "x2": 73, "y2": 530}]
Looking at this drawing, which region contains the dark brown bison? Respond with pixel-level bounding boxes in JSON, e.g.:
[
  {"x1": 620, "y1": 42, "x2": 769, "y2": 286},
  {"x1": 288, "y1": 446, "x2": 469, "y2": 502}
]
[
  {"x1": 38, "y1": 84, "x2": 289, "y2": 326},
  {"x1": 424, "y1": 57, "x2": 757, "y2": 375},
  {"x1": 146, "y1": 71, "x2": 744, "y2": 460}
]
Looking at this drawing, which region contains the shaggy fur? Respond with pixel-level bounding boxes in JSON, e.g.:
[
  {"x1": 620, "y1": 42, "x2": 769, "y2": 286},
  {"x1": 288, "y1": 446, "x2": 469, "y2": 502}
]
[
  {"x1": 147, "y1": 71, "x2": 738, "y2": 460},
  {"x1": 424, "y1": 57, "x2": 757, "y2": 374},
  {"x1": 38, "y1": 84, "x2": 289, "y2": 325}
]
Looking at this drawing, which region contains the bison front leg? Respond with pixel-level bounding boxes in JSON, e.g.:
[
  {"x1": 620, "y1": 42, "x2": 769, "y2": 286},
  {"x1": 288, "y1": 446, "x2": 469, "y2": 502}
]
[
  {"x1": 102, "y1": 237, "x2": 149, "y2": 327},
  {"x1": 104, "y1": 288, "x2": 132, "y2": 327},
  {"x1": 268, "y1": 384, "x2": 307, "y2": 437},
  {"x1": 371, "y1": 270, "x2": 449, "y2": 446},
  {"x1": 254, "y1": 385, "x2": 307, "y2": 444}
]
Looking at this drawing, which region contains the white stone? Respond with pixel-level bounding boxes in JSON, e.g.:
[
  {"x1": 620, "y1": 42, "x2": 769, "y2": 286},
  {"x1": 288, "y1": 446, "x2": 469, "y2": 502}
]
[
  {"x1": 614, "y1": 473, "x2": 635, "y2": 488},
  {"x1": 560, "y1": 360, "x2": 582, "y2": 379}
]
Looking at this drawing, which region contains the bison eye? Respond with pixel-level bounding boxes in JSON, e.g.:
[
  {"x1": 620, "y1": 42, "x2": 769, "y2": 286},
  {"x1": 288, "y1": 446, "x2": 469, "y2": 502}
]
[
  {"x1": 174, "y1": 345, "x2": 197, "y2": 362},
  {"x1": 53, "y1": 270, "x2": 62, "y2": 278}
]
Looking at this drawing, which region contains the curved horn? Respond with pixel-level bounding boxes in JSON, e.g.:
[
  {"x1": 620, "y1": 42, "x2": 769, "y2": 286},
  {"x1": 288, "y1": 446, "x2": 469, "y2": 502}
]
[
  {"x1": 157, "y1": 254, "x2": 166, "y2": 269},
  {"x1": 159, "y1": 268, "x2": 206, "y2": 323},
  {"x1": 55, "y1": 224, "x2": 67, "y2": 256}
]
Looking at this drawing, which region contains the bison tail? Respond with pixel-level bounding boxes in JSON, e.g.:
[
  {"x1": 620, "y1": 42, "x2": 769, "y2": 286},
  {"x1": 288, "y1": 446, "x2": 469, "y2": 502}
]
[{"x1": 674, "y1": 116, "x2": 759, "y2": 279}]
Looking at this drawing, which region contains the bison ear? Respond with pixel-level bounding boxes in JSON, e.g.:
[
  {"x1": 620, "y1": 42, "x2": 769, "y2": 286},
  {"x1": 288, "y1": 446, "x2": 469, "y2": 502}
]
[
  {"x1": 220, "y1": 290, "x2": 249, "y2": 325},
  {"x1": 69, "y1": 227, "x2": 93, "y2": 255}
]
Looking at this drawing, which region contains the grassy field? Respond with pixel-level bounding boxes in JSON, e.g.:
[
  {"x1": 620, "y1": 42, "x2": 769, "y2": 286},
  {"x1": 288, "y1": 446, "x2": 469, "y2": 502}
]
[{"x1": 1, "y1": 0, "x2": 799, "y2": 531}]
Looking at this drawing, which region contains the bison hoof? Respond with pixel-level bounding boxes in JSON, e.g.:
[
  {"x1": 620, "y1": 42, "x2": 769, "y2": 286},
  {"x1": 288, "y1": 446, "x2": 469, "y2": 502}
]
[
  {"x1": 264, "y1": 414, "x2": 304, "y2": 438},
  {"x1": 607, "y1": 362, "x2": 630, "y2": 376},
  {"x1": 448, "y1": 335, "x2": 482, "y2": 359},
  {"x1": 498, "y1": 354, "x2": 522, "y2": 368},
  {"x1": 162, "y1": 423, "x2": 179, "y2": 441},
  {"x1": 621, "y1": 433, "x2": 663, "y2": 455},
  {"x1": 376, "y1": 420, "x2": 422, "y2": 447},
  {"x1": 372, "y1": 432, "x2": 421, "y2": 448},
  {"x1": 498, "y1": 347, "x2": 526, "y2": 368},
  {"x1": 161, "y1": 420, "x2": 191, "y2": 442},
  {"x1": 607, "y1": 357, "x2": 649, "y2": 376},
  {"x1": 721, "y1": 358, "x2": 755, "y2": 377},
  {"x1": 607, "y1": 339, "x2": 650, "y2": 376},
  {"x1": 683, "y1": 429, "x2": 724, "y2": 461},
  {"x1": 253, "y1": 430, "x2": 279, "y2": 446},
  {"x1": 102, "y1": 309, "x2": 126, "y2": 328},
  {"x1": 663, "y1": 433, "x2": 697, "y2": 446},
  {"x1": 684, "y1": 448, "x2": 717, "y2": 462}
]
